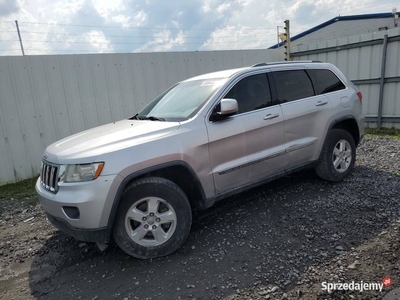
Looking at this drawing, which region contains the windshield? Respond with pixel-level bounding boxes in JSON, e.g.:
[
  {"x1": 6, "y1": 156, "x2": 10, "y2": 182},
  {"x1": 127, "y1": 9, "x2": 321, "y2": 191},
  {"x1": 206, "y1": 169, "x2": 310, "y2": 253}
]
[{"x1": 134, "y1": 78, "x2": 227, "y2": 121}]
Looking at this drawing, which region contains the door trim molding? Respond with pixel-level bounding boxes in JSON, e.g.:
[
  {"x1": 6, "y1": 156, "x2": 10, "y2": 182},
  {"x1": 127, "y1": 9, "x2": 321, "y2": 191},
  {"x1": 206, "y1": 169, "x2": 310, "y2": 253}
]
[
  {"x1": 218, "y1": 150, "x2": 286, "y2": 175},
  {"x1": 218, "y1": 140, "x2": 315, "y2": 175}
]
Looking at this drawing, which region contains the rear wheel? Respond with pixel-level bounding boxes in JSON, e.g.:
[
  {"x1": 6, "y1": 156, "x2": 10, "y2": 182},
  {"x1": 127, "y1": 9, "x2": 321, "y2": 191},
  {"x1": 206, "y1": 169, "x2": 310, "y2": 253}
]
[
  {"x1": 315, "y1": 129, "x2": 356, "y2": 181},
  {"x1": 113, "y1": 177, "x2": 192, "y2": 259}
]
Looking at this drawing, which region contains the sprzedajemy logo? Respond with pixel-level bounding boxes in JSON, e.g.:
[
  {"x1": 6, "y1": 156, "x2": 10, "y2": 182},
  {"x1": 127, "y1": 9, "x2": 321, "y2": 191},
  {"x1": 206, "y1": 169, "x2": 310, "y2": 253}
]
[{"x1": 321, "y1": 277, "x2": 392, "y2": 293}]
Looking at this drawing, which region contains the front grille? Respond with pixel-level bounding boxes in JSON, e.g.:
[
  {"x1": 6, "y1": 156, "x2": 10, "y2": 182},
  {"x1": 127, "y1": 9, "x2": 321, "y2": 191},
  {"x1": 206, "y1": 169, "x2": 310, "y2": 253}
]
[{"x1": 40, "y1": 162, "x2": 59, "y2": 193}]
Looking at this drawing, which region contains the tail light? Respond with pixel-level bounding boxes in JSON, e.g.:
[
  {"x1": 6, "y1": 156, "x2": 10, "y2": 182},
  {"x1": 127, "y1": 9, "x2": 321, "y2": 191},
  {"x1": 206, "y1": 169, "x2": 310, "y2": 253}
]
[{"x1": 357, "y1": 92, "x2": 362, "y2": 104}]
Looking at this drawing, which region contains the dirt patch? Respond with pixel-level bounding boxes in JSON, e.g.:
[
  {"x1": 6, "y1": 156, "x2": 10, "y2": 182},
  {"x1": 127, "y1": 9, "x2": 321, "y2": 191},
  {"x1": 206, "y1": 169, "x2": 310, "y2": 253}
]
[{"x1": 227, "y1": 223, "x2": 400, "y2": 299}]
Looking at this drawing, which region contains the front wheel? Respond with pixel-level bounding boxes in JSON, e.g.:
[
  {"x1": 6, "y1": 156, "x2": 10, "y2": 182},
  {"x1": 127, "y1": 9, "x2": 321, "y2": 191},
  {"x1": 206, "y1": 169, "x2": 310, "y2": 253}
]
[
  {"x1": 113, "y1": 177, "x2": 192, "y2": 259},
  {"x1": 315, "y1": 129, "x2": 356, "y2": 182}
]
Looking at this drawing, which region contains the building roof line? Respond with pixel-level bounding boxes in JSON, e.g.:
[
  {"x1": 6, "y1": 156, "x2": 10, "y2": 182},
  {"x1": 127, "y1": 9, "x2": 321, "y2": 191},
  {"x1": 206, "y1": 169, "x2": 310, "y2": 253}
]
[{"x1": 269, "y1": 12, "x2": 400, "y2": 49}]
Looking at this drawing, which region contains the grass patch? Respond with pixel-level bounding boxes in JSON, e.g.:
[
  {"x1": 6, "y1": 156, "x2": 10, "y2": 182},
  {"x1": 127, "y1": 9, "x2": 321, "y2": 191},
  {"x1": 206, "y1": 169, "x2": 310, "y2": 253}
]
[
  {"x1": 0, "y1": 176, "x2": 38, "y2": 206},
  {"x1": 365, "y1": 127, "x2": 400, "y2": 139}
]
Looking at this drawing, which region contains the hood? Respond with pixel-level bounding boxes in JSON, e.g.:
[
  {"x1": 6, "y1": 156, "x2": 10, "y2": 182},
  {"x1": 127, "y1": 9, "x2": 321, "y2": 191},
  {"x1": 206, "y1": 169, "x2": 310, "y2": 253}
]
[{"x1": 44, "y1": 120, "x2": 180, "y2": 164}]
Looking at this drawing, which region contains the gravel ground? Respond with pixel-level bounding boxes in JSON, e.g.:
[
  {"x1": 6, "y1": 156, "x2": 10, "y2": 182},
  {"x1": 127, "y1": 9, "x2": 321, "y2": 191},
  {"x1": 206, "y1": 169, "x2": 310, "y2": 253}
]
[{"x1": 0, "y1": 135, "x2": 399, "y2": 300}]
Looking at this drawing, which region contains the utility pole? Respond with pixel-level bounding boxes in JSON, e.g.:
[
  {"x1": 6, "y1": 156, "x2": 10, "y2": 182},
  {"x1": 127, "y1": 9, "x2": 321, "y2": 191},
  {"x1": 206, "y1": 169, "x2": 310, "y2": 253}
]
[
  {"x1": 15, "y1": 20, "x2": 25, "y2": 56},
  {"x1": 276, "y1": 26, "x2": 280, "y2": 48},
  {"x1": 283, "y1": 20, "x2": 291, "y2": 61}
]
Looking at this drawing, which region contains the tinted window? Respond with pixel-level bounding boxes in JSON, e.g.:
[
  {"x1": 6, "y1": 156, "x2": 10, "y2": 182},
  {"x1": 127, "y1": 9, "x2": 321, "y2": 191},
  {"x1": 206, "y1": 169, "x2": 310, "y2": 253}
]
[
  {"x1": 272, "y1": 70, "x2": 315, "y2": 102},
  {"x1": 225, "y1": 74, "x2": 271, "y2": 114},
  {"x1": 307, "y1": 69, "x2": 346, "y2": 94}
]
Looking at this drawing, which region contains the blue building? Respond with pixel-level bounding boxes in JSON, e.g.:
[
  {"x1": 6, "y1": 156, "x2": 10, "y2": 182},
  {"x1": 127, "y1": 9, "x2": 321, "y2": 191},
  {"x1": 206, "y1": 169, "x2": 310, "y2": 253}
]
[{"x1": 270, "y1": 12, "x2": 400, "y2": 49}]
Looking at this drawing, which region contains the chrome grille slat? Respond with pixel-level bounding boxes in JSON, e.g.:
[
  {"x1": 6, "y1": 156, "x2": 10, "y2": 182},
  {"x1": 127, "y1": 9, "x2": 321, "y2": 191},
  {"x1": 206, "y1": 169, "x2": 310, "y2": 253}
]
[
  {"x1": 40, "y1": 161, "x2": 59, "y2": 193},
  {"x1": 41, "y1": 163, "x2": 45, "y2": 181},
  {"x1": 50, "y1": 166, "x2": 55, "y2": 190},
  {"x1": 45, "y1": 165, "x2": 50, "y2": 188}
]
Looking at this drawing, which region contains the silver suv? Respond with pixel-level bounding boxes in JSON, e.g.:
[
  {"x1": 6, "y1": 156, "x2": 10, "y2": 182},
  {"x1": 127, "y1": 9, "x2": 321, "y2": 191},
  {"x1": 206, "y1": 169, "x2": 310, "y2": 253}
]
[{"x1": 36, "y1": 61, "x2": 365, "y2": 259}]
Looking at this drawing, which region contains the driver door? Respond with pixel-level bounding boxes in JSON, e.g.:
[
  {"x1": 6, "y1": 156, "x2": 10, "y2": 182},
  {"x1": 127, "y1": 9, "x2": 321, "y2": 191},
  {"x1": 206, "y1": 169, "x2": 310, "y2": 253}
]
[{"x1": 205, "y1": 73, "x2": 287, "y2": 194}]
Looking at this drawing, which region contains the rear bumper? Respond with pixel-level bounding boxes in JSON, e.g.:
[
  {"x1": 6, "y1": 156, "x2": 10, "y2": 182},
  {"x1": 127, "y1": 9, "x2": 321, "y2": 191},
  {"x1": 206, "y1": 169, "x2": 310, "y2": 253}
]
[{"x1": 46, "y1": 213, "x2": 110, "y2": 243}]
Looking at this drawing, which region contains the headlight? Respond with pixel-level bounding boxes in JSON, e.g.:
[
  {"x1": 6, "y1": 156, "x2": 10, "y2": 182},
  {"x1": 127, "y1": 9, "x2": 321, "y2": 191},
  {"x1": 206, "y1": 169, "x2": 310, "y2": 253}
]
[{"x1": 59, "y1": 162, "x2": 104, "y2": 183}]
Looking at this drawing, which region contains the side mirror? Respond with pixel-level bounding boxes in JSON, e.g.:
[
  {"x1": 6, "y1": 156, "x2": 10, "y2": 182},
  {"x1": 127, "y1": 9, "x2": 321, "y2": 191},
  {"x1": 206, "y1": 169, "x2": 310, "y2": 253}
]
[
  {"x1": 218, "y1": 98, "x2": 238, "y2": 116},
  {"x1": 210, "y1": 98, "x2": 238, "y2": 122}
]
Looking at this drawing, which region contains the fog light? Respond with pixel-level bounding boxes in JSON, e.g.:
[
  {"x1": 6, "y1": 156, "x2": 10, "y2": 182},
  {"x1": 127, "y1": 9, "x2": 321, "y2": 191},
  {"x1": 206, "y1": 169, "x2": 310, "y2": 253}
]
[{"x1": 63, "y1": 206, "x2": 80, "y2": 219}]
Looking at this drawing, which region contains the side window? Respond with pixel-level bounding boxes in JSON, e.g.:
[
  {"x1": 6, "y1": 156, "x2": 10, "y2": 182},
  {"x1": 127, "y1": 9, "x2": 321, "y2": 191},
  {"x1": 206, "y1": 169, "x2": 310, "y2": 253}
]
[
  {"x1": 225, "y1": 74, "x2": 272, "y2": 114},
  {"x1": 307, "y1": 69, "x2": 346, "y2": 94},
  {"x1": 272, "y1": 70, "x2": 315, "y2": 103}
]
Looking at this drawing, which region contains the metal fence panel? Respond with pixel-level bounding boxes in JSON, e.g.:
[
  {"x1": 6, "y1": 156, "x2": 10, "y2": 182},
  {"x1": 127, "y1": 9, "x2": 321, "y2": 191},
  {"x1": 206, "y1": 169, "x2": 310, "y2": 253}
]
[
  {"x1": 292, "y1": 27, "x2": 400, "y2": 129},
  {"x1": 0, "y1": 49, "x2": 282, "y2": 183},
  {"x1": 385, "y1": 41, "x2": 400, "y2": 78},
  {"x1": 383, "y1": 82, "x2": 400, "y2": 116}
]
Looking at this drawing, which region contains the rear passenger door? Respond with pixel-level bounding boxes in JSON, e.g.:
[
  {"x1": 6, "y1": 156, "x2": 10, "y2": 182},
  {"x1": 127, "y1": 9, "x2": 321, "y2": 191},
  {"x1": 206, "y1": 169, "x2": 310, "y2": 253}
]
[{"x1": 271, "y1": 69, "x2": 333, "y2": 168}]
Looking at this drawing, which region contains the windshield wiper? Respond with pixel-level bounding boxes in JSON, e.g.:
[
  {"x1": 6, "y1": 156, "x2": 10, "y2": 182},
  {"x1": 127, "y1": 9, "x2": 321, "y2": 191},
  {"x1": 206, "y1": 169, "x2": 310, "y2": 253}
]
[
  {"x1": 143, "y1": 116, "x2": 165, "y2": 121},
  {"x1": 129, "y1": 114, "x2": 165, "y2": 121},
  {"x1": 130, "y1": 114, "x2": 140, "y2": 120}
]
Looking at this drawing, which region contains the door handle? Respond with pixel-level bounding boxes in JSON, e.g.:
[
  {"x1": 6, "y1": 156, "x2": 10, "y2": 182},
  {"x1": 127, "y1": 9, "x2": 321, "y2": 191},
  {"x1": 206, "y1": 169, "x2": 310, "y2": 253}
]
[
  {"x1": 263, "y1": 113, "x2": 279, "y2": 120},
  {"x1": 315, "y1": 100, "x2": 328, "y2": 106}
]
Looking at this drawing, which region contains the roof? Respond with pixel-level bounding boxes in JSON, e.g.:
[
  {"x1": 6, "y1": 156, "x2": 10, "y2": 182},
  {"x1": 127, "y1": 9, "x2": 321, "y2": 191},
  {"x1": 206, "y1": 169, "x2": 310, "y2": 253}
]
[
  {"x1": 183, "y1": 68, "x2": 246, "y2": 81},
  {"x1": 184, "y1": 61, "x2": 326, "y2": 82},
  {"x1": 269, "y1": 12, "x2": 400, "y2": 49}
]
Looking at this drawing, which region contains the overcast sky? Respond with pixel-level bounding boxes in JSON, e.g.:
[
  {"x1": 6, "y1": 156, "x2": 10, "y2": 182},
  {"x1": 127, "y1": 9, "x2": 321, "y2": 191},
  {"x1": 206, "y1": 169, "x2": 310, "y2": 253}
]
[{"x1": 0, "y1": 0, "x2": 398, "y2": 56}]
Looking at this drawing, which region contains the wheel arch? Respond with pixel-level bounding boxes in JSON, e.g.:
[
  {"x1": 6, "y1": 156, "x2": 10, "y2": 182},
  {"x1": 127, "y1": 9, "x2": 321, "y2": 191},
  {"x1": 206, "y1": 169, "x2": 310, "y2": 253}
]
[
  {"x1": 106, "y1": 161, "x2": 207, "y2": 233},
  {"x1": 329, "y1": 115, "x2": 361, "y2": 146}
]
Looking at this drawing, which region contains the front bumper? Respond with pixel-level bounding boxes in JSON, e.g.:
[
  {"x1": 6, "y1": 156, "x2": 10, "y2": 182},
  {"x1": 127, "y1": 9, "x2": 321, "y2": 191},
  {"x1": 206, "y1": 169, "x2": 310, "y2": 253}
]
[
  {"x1": 46, "y1": 213, "x2": 109, "y2": 243},
  {"x1": 36, "y1": 174, "x2": 118, "y2": 241}
]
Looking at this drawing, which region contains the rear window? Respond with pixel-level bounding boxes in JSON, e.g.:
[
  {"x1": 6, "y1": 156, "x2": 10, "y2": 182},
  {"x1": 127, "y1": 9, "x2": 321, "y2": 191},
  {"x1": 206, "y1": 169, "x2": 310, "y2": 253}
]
[
  {"x1": 272, "y1": 70, "x2": 315, "y2": 102},
  {"x1": 307, "y1": 69, "x2": 346, "y2": 94}
]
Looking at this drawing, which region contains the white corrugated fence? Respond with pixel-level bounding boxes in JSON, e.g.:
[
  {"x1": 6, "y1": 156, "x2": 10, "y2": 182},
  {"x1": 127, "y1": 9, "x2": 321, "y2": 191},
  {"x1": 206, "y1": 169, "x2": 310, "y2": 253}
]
[
  {"x1": 0, "y1": 49, "x2": 282, "y2": 183},
  {"x1": 2, "y1": 29, "x2": 400, "y2": 184}
]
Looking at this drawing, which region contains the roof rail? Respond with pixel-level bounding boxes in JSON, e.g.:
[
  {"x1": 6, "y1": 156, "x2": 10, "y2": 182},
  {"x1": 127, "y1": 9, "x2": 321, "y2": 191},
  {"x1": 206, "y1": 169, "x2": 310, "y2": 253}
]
[{"x1": 251, "y1": 60, "x2": 322, "y2": 67}]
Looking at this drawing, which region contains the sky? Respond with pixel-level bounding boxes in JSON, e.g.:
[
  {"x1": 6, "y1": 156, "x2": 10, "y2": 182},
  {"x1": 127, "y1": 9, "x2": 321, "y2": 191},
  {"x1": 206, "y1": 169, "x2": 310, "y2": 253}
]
[{"x1": 0, "y1": 0, "x2": 398, "y2": 56}]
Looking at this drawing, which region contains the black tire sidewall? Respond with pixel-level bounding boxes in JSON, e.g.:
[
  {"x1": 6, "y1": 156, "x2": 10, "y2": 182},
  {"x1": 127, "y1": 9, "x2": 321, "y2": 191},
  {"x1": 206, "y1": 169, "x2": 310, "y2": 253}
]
[
  {"x1": 113, "y1": 178, "x2": 192, "y2": 259},
  {"x1": 317, "y1": 129, "x2": 356, "y2": 181}
]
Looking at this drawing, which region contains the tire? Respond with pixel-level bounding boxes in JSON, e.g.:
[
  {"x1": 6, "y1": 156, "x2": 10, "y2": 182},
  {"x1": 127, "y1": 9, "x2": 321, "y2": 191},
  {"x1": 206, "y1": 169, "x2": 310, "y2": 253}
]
[
  {"x1": 113, "y1": 177, "x2": 192, "y2": 259},
  {"x1": 315, "y1": 129, "x2": 356, "y2": 182}
]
